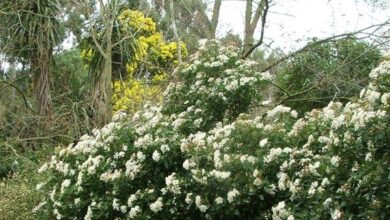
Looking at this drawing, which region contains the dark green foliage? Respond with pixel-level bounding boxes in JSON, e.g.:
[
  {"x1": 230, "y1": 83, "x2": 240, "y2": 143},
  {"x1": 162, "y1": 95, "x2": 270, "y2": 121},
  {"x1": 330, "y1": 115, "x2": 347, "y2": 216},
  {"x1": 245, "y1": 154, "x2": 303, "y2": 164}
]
[{"x1": 277, "y1": 38, "x2": 381, "y2": 113}]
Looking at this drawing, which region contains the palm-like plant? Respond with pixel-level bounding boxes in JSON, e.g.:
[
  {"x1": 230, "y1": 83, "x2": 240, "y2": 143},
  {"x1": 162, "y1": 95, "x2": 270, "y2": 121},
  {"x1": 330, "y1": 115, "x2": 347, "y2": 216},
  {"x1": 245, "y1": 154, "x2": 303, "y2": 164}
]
[
  {"x1": 0, "y1": 0, "x2": 63, "y2": 116},
  {"x1": 79, "y1": 0, "x2": 137, "y2": 127}
]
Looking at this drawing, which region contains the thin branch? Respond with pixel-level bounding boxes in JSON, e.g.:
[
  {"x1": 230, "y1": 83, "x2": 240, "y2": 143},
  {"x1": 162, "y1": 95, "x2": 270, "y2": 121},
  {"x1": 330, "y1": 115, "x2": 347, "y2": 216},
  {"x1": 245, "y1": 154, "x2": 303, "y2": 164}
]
[
  {"x1": 242, "y1": 0, "x2": 270, "y2": 58},
  {"x1": 170, "y1": 0, "x2": 182, "y2": 62},
  {"x1": 260, "y1": 19, "x2": 390, "y2": 72},
  {"x1": 0, "y1": 80, "x2": 36, "y2": 113}
]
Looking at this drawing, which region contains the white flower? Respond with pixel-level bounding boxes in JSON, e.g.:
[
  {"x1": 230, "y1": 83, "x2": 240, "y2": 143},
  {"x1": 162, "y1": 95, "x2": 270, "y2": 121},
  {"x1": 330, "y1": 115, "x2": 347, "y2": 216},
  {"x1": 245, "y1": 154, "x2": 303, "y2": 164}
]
[
  {"x1": 264, "y1": 148, "x2": 283, "y2": 162},
  {"x1": 260, "y1": 71, "x2": 273, "y2": 81},
  {"x1": 331, "y1": 209, "x2": 342, "y2": 220},
  {"x1": 365, "y1": 89, "x2": 381, "y2": 103},
  {"x1": 217, "y1": 54, "x2": 229, "y2": 62},
  {"x1": 53, "y1": 208, "x2": 62, "y2": 220},
  {"x1": 227, "y1": 189, "x2": 240, "y2": 203},
  {"x1": 330, "y1": 156, "x2": 341, "y2": 167},
  {"x1": 120, "y1": 205, "x2": 127, "y2": 213},
  {"x1": 38, "y1": 163, "x2": 48, "y2": 173},
  {"x1": 291, "y1": 110, "x2": 298, "y2": 118},
  {"x1": 150, "y1": 197, "x2": 163, "y2": 213},
  {"x1": 287, "y1": 215, "x2": 294, "y2": 220},
  {"x1": 209, "y1": 170, "x2": 231, "y2": 179},
  {"x1": 185, "y1": 193, "x2": 193, "y2": 204},
  {"x1": 136, "y1": 151, "x2": 146, "y2": 161},
  {"x1": 183, "y1": 159, "x2": 196, "y2": 170},
  {"x1": 259, "y1": 138, "x2": 268, "y2": 147},
  {"x1": 125, "y1": 158, "x2": 142, "y2": 180},
  {"x1": 127, "y1": 194, "x2": 137, "y2": 207},
  {"x1": 112, "y1": 111, "x2": 127, "y2": 121},
  {"x1": 198, "y1": 39, "x2": 208, "y2": 47},
  {"x1": 129, "y1": 206, "x2": 141, "y2": 218},
  {"x1": 165, "y1": 173, "x2": 181, "y2": 194},
  {"x1": 381, "y1": 93, "x2": 390, "y2": 105},
  {"x1": 36, "y1": 182, "x2": 45, "y2": 191},
  {"x1": 215, "y1": 197, "x2": 224, "y2": 205},
  {"x1": 100, "y1": 169, "x2": 122, "y2": 182},
  {"x1": 323, "y1": 198, "x2": 332, "y2": 208},
  {"x1": 195, "y1": 196, "x2": 208, "y2": 213},
  {"x1": 32, "y1": 201, "x2": 47, "y2": 213},
  {"x1": 84, "y1": 205, "x2": 93, "y2": 220},
  {"x1": 277, "y1": 172, "x2": 289, "y2": 190},
  {"x1": 365, "y1": 152, "x2": 372, "y2": 161},
  {"x1": 160, "y1": 144, "x2": 170, "y2": 153},
  {"x1": 60, "y1": 179, "x2": 71, "y2": 194},
  {"x1": 272, "y1": 201, "x2": 289, "y2": 219},
  {"x1": 194, "y1": 118, "x2": 203, "y2": 127},
  {"x1": 113, "y1": 198, "x2": 120, "y2": 211},
  {"x1": 152, "y1": 150, "x2": 161, "y2": 162},
  {"x1": 262, "y1": 100, "x2": 271, "y2": 106},
  {"x1": 308, "y1": 161, "x2": 320, "y2": 175},
  {"x1": 267, "y1": 105, "x2": 291, "y2": 118},
  {"x1": 321, "y1": 178, "x2": 330, "y2": 187},
  {"x1": 308, "y1": 181, "x2": 319, "y2": 195}
]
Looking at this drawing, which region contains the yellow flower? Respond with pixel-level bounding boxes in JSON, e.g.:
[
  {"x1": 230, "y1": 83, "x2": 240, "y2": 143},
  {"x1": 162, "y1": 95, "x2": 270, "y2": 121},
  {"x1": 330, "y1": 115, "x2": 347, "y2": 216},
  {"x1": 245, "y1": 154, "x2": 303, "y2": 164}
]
[{"x1": 112, "y1": 74, "x2": 167, "y2": 113}]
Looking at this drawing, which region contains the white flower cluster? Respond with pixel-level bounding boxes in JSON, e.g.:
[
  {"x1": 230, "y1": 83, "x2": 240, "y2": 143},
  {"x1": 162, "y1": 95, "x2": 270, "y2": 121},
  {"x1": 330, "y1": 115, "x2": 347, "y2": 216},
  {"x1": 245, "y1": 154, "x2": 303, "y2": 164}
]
[{"x1": 36, "y1": 47, "x2": 390, "y2": 219}]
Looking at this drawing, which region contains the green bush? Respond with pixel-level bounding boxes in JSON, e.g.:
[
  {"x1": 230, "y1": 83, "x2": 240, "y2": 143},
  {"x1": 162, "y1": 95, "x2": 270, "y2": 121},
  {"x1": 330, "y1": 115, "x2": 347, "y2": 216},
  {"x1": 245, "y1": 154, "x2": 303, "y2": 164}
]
[
  {"x1": 0, "y1": 150, "x2": 49, "y2": 220},
  {"x1": 36, "y1": 41, "x2": 390, "y2": 219}
]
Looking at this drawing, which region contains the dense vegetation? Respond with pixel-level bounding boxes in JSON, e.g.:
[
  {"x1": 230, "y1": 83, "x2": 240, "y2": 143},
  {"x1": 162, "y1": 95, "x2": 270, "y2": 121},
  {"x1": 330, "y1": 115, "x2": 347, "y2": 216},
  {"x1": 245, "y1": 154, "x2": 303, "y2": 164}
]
[
  {"x1": 35, "y1": 42, "x2": 390, "y2": 219},
  {"x1": 0, "y1": 0, "x2": 389, "y2": 219}
]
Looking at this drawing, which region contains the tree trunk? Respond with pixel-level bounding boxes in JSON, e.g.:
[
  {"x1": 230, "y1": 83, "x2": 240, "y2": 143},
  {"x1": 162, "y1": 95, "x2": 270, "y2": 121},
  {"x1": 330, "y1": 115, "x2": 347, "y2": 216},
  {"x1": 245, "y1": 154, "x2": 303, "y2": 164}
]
[
  {"x1": 169, "y1": 0, "x2": 182, "y2": 62},
  {"x1": 243, "y1": 0, "x2": 255, "y2": 55},
  {"x1": 94, "y1": 52, "x2": 113, "y2": 127},
  {"x1": 33, "y1": 49, "x2": 52, "y2": 116},
  {"x1": 9, "y1": 62, "x2": 16, "y2": 110},
  {"x1": 243, "y1": 0, "x2": 267, "y2": 55},
  {"x1": 210, "y1": 0, "x2": 222, "y2": 39}
]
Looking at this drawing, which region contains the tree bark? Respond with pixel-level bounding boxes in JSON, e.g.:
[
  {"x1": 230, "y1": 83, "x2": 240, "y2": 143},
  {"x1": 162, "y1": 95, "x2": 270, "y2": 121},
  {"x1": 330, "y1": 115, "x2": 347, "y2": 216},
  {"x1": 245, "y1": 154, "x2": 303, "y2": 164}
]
[
  {"x1": 92, "y1": 0, "x2": 115, "y2": 127},
  {"x1": 94, "y1": 51, "x2": 112, "y2": 127},
  {"x1": 169, "y1": 0, "x2": 182, "y2": 62},
  {"x1": 210, "y1": 0, "x2": 222, "y2": 38},
  {"x1": 33, "y1": 46, "x2": 53, "y2": 116},
  {"x1": 243, "y1": 0, "x2": 267, "y2": 55},
  {"x1": 9, "y1": 62, "x2": 16, "y2": 110}
]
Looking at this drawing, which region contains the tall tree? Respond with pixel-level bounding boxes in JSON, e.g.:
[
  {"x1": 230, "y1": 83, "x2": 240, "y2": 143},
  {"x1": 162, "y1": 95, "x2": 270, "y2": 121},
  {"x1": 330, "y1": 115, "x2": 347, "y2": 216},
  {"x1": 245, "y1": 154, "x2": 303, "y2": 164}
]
[
  {"x1": 149, "y1": 0, "x2": 222, "y2": 52},
  {"x1": 0, "y1": 0, "x2": 63, "y2": 116},
  {"x1": 242, "y1": 0, "x2": 270, "y2": 57},
  {"x1": 79, "y1": 0, "x2": 137, "y2": 127}
]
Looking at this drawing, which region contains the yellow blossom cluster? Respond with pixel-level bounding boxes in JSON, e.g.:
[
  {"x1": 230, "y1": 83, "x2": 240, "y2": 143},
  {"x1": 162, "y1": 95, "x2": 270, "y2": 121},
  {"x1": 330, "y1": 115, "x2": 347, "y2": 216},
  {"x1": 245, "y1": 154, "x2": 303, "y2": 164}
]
[
  {"x1": 113, "y1": 10, "x2": 187, "y2": 113},
  {"x1": 118, "y1": 10, "x2": 156, "y2": 33},
  {"x1": 82, "y1": 10, "x2": 188, "y2": 113},
  {"x1": 112, "y1": 74, "x2": 167, "y2": 113},
  {"x1": 118, "y1": 9, "x2": 187, "y2": 76}
]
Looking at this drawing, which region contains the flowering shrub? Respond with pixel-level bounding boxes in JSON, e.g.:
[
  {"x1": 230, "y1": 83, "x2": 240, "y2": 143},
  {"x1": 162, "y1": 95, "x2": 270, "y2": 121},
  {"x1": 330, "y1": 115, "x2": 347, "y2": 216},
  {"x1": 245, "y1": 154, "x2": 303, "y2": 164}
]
[{"x1": 36, "y1": 41, "x2": 390, "y2": 219}]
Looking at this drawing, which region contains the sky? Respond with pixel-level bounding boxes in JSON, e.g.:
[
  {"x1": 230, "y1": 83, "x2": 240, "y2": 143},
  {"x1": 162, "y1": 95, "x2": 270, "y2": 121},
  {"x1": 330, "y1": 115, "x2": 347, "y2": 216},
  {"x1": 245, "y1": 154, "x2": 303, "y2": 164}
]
[{"x1": 215, "y1": 0, "x2": 390, "y2": 52}]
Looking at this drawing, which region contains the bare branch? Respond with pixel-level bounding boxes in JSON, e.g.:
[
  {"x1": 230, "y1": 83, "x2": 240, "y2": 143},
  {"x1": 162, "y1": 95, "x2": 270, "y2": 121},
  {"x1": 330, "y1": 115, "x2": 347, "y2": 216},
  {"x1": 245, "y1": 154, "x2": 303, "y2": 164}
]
[
  {"x1": 260, "y1": 20, "x2": 390, "y2": 73},
  {"x1": 242, "y1": 0, "x2": 270, "y2": 58},
  {"x1": 0, "y1": 80, "x2": 36, "y2": 113},
  {"x1": 169, "y1": 0, "x2": 182, "y2": 62}
]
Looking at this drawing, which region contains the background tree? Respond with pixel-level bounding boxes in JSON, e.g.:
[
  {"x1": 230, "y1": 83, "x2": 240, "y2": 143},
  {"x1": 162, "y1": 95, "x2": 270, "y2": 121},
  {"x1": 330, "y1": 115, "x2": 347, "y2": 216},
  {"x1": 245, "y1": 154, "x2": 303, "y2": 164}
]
[
  {"x1": 243, "y1": 0, "x2": 270, "y2": 57},
  {"x1": 148, "y1": 0, "x2": 222, "y2": 53},
  {"x1": 275, "y1": 38, "x2": 382, "y2": 113},
  {"x1": 0, "y1": 0, "x2": 63, "y2": 116},
  {"x1": 79, "y1": 0, "x2": 137, "y2": 127}
]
